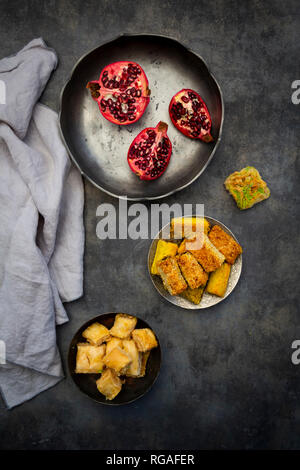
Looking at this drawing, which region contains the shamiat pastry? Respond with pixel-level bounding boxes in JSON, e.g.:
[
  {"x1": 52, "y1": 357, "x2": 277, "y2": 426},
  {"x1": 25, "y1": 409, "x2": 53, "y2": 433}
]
[
  {"x1": 177, "y1": 252, "x2": 208, "y2": 289},
  {"x1": 180, "y1": 285, "x2": 205, "y2": 305},
  {"x1": 225, "y1": 166, "x2": 270, "y2": 210},
  {"x1": 170, "y1": 217, "x2": 210, "y2": 239},
  {"x1": 151, "y1": 239, "x2": 178, "y2": 275},
  {"x1": 157, "y1": 256, "x2": 187, "y2": 295},
  {"x1": 206, "y1": 262, "x2": 231, "y2": 297},
  {"x1": 208, "y1": 225, "x2": 242, "y2": 265},
  {"x1": 181, "y1": 234, "x2": 225, "y2": 273}
]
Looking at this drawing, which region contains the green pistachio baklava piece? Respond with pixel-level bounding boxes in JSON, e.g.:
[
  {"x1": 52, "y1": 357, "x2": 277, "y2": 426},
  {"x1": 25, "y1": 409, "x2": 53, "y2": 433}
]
[{"x1": 224, "y1": 166, "x2": 270, "y2": 210}]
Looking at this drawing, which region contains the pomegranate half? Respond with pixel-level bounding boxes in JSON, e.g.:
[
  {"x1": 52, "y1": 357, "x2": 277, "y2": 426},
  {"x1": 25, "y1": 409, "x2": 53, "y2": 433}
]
[
  {"x1": 87, "y1": 61, "x2": 150, "y2": 125},
  {"x1": 169, "y1": 89, "x2": 213, "y2": 142},
  {"x1": 127, "y1": 122, "x2": 172, "y2": 181}
]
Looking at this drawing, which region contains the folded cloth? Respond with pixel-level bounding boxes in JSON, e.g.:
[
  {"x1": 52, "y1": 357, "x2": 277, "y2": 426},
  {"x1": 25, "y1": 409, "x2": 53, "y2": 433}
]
[{"x1": 0, "y1": 39, "x2": 84, "y2": 408}]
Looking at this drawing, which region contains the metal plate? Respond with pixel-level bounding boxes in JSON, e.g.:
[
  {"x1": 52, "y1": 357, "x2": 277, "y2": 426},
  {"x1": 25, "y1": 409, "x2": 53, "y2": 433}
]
[
  {"x1": 68, "y1": 313, "x2": 161, "y2": 405},
  {"x1": 148, "y1": 217, "x2": 242, "y2": 309},
  {"x1": 59, "y1": 34, "x2": 223, "y2": 200}
]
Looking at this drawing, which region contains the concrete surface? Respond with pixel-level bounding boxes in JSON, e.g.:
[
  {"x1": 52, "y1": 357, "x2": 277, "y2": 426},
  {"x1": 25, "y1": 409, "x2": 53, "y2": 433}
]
[{"x1": 0, "y1": 0, "x2": 299, "y2": 450}]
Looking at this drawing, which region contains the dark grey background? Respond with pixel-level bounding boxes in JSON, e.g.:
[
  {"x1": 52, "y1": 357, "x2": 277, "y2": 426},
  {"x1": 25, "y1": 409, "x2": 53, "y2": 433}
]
[{"x1": 0, "y1": 0, "x2": 299, "y2": 450}]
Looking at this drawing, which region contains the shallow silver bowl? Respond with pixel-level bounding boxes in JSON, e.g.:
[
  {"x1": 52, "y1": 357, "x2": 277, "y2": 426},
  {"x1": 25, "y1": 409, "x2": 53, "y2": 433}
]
[{"x1": 148, "y1": 216, "x2": 242, "y2": 309}]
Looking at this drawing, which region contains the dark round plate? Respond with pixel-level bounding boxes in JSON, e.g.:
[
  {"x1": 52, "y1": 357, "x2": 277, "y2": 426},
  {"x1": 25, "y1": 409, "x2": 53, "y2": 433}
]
[
  {"x1": 68, "y1": 313, "x2": 161, "y2": 405},
  {"x1": 59, "y1": 33, "x2": 224, "y2": 200}
]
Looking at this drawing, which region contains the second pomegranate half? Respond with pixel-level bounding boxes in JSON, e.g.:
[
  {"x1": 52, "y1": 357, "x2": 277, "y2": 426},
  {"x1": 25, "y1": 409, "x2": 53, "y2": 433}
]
[
  {"x1": 87, "y1": 61, "x2": 150, "y2": 125},
  {"x1": 169, "y1": 89, "x2": 213, "y2": 142},
  {"x1": 127, "y1": 122, "x2": 172, "y2": 181}
]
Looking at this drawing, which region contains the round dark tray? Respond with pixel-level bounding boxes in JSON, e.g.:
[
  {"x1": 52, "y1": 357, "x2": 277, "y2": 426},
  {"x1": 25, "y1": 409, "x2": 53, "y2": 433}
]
[
  {"x1": 59, "y1": 34, "x2": 224, "y2": 200},
  {"x1": 68, "y1": 313, "x2": 161, "y2": 405}
]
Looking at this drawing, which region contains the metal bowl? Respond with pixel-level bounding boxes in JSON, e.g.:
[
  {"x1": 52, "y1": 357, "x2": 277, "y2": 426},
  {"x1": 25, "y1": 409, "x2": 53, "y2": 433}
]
[
  {"x1": 68, "y1": 313, "x2": 161, "y2": 405},
  {"x1": 59, "y1": 34, "x2": 223, "y2": 200},
  {"x1": 148, "y1": 216, "x2": 242, "y2": 309}
]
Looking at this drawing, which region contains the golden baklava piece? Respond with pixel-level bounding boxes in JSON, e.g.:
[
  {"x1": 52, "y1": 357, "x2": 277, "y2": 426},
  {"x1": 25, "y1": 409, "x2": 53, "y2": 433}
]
[
  {"x1": 138, "y1": 352, "x2": 150, "y2": 377},
  {"x1": 132, "y1": 328, "x2": 158, "y2": 352},
  {"x1": 177, "y1": 252, "x2": 208, "y2": 289},
  {"x1": 224, "y1": 166, "x2": 270, "y2": 210},
  {"x1": 208, "y1": 225, "x2": 242, "y2": 264},
  {"x1": 96, "y1": 368, "x2": 123, "y2": 400},
  {"x1": 206, "y1": 262, "x2": 231, "y2": 297},
  {"x1": 106, "y1": 337, "x2": 123, "y2": 356},
  {"x1": 110, "y1": 314, "x2": 137, "y2": 339},
  {"x1": 157, "y1": 256, "x2": 187, "y2": 295},
  {"x1": 122, "y1": 339, "x2": 141, "y2": 377},
  {"x1": 75, "y1": 343, "x2": 106, "y2": 374},
  {"x1": 103, "y1": 346, "x2": 132, "y2": 375},
  {"x1": 82, "y1": 322, "x2": 110, "y2": 346}
]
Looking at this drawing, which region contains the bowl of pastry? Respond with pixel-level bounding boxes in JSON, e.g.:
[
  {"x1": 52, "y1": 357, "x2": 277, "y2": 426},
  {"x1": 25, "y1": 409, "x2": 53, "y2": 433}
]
[
  {"x1": 148, "y1": 216, "x2": 243, "y2": 309},
  {"x1": 68, "y1": 313, "x2": 161, "y2": 404}
]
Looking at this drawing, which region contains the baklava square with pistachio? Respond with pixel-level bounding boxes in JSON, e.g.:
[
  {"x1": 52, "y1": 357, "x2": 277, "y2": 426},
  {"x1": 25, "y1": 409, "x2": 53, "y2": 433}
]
[{"x1": 224, "y1": 166, "x2": 270, "y2": 210}]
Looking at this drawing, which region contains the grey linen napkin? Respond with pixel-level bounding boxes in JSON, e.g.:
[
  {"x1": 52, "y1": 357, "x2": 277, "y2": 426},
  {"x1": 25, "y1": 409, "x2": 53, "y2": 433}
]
[{"x1": 0, "y1": 39, "x2": 84, "y2": 408}]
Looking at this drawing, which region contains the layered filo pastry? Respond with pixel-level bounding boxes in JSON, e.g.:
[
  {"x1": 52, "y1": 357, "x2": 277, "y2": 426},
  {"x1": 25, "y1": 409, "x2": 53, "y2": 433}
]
[
  {"x1": 110, "y1": 314, "x2": 137, "y2": 339},
  {"x1": 82, "y1": 322, "x2": 110, "y2": 346},
  {"x1": 122, "y1": 339, "x2": 141, "y2": 377},
  {"x1": 132, "y1": 328, "x2": 158, "y2": 352},
  {"x1": 75, "y1": 343, "x2": 106, "y2": 374},
  {"x1": 96, "y1": 368, "x2": 123, "y2": 401},
  {"x1": 75, "y1": 316, "x2": 158, "y2": 401},
  {"x1": 139, "y1": 351, "x2": 150, "y2": 378},
  {"x1": 103, "y1": 346, "x2": 132, "y2": 375},
  {"x1": 105, "y1": 337, "x2": 123, "y2": 356}
]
